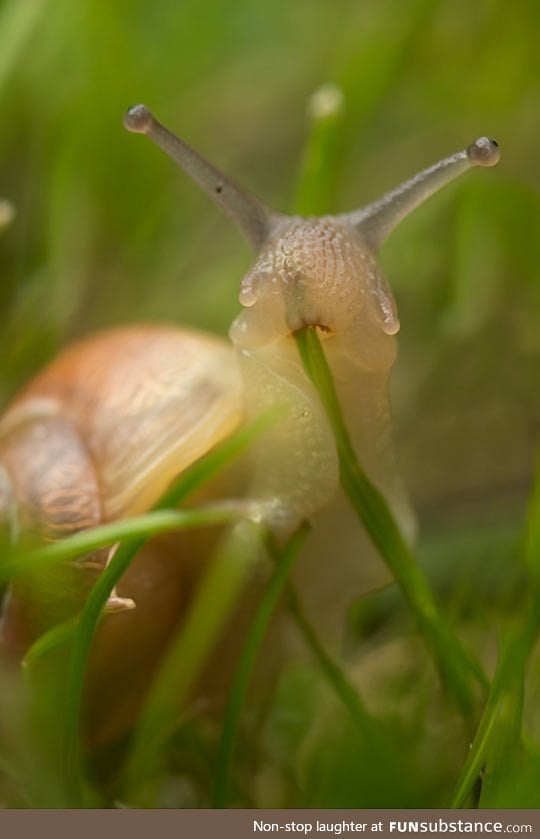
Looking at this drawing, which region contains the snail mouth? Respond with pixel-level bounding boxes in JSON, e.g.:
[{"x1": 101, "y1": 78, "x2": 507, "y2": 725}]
[{"x1": 292, "y1": 321, "x2": 334, "y2": 337}]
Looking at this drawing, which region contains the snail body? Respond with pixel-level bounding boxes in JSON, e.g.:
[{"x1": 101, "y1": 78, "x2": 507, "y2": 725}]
[{"x1": 0, "y1": 107, "x2": 499, "y2": 744}]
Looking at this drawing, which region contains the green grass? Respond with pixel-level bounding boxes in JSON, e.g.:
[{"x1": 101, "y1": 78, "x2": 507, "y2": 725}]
[
  {"x1": 211, "y1": 524, "x2": 310, "y2": 808},
  {"x1": 295, "y1": 327, "x2": 486, "y2": 718},
  {"x1": 3, "y1": 324, "x2": 538, "y2": 807},
  {"x1": 1, "y1": 0, "x2": 540, "y2": 810}
]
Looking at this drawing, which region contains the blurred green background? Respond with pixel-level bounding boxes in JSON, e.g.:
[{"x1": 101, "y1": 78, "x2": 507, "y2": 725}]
[{"x1": 1, "y1": 0, "x2": 540, "y2": 808}]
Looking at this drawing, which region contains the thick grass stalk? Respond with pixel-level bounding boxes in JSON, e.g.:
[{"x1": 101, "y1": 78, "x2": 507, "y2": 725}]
[
  {"x1": 293, "y1": 83, "x2": 345, "y2": 216},
  {"x1": 295, "y1": 325, "x2": 484, "y2": 716}
]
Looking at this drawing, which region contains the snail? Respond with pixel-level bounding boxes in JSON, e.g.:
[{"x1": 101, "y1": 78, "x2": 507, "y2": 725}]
[{"x1": 0, "y1": 105, "x2": 499, "y2": 746}]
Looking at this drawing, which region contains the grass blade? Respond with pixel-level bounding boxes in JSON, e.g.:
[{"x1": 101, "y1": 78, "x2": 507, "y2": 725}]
[
  {"x1": 450, "y1": 611, "x2": 539, "y2": 808},
  {"x1": 212, "y1": 522, "x2": 310, "y2": 808},
  {"x1": 122, "y1": 520, "x2": 265, "y2": 804},
  {"x1": 524, "y1": 456, "x2": 540, "y2": 587},
  {"x1": 293, "y1": 83, "x2": 345, "y2": 215},
  {"x1": 452, "y1": 458, "x2": 540, "y2": 807},
  {"x1": 7, "y1": 413, "x2": 273, "y2": 803},
  {"x1": 295, "y1": 325, "x2": 485, "y2": 716},
  {"x1": 156, "y1": 409, "x2": 279, "y2": 510},
  {"x1": 23, "y1": 618, "x2": 77, "y2": 669},
  {"x1": 0, "y1": 0, "x2": 47, "y2": 94},
  {"x1": 62, "y1": 503, "x2": 247, "y2": 805},
  {"x1": 286, "y1": 584, "x2": 375, "y2": 735},
  {"x1": 3, "y1": 507, "x2": 243, "y2": 583}
]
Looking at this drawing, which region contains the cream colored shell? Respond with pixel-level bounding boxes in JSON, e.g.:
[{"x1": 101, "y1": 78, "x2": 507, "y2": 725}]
[{"x1": 0, "y1": 325, "x2": 243, "y2": 529}]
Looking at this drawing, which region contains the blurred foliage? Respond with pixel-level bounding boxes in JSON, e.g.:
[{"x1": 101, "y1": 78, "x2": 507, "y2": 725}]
[{"x1": 1, "y1": 0, "x2": 540, "y2": 810}]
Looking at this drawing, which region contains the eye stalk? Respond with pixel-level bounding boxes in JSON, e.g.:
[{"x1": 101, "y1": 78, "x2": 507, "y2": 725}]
[
  {"x1": 345, "y1": 136, "x2": 500, "y2": 250},
  {"x1": 124, "y1": 104, "x2": 500, "y2": 262},
  {"x1": 124, "y1": 104, "x2": 280, "y2": 251}
]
